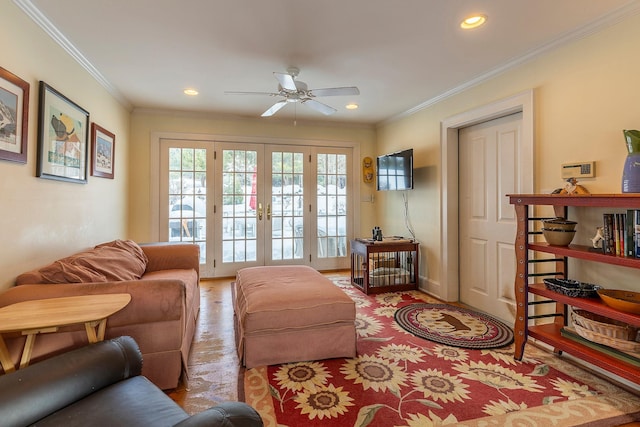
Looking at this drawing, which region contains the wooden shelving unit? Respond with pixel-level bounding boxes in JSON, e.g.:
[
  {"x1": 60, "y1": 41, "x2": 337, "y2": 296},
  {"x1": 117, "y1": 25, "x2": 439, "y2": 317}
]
[
  {"x1": 350, "y1": 239, "x2": 419, "y2": 294},
  {"x1": 508, "y1": 194, "x2": 640, "y2": 385}
]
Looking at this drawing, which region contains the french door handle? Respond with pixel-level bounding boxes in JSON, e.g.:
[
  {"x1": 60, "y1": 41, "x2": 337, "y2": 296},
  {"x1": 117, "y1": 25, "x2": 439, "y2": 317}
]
[
  {"x1": 258, "y1": 203, "x2": 263, "y2": 220},
  {"x1": 267, "y1": 203, "x2": 271, "y2": 220}
]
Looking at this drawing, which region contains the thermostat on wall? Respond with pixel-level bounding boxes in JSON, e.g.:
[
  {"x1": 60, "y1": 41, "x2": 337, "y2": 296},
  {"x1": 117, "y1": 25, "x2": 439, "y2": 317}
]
[{"x1": 561, "y1": 161, "x2": 595, "y2": 179}]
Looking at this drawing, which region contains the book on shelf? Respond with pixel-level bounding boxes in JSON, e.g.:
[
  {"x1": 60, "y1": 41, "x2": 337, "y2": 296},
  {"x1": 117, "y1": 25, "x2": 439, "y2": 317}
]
[
  {"x1": 560, "y1": 327, "x2": 640, "y2": 367},
  {"x1": 602, "y1": 213, "x2": 614, "y2": 255},
  {"x1": 626, "y1": 209, "x2": 635, "y2": 257},
  {"x1": 602, "y1": 211, "x2": 640, "y2": 258},
  {"x1": 614, "y1": 213, "x2": 621, "y2": 256},
  {"x1": 616, "y1": 213, "x2": 626, "y2": 256},
  {"x1": 636, "y1": 210, "x2": 640, "y2": 258}
]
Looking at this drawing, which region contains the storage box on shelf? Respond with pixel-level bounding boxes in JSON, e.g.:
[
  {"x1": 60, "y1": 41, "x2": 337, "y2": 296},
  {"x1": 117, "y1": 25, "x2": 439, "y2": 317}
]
[
  {"x1": 508, "y1": 194, "x2": 640, "y2": 385},
  {"x1": 350, "y1": 239, "x2": 419, "y2": 294}
]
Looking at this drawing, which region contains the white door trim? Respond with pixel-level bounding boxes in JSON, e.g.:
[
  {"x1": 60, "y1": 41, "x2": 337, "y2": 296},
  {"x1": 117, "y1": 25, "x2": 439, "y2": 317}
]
[{"x1": 440, "y1": 90, "x2": 534, "y2": 302}]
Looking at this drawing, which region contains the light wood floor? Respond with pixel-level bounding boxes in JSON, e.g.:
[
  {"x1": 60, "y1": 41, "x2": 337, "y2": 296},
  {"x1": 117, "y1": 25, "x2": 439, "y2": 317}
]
[{"x1": 166, "y1": 276, "x2": 241, "y2": 410}]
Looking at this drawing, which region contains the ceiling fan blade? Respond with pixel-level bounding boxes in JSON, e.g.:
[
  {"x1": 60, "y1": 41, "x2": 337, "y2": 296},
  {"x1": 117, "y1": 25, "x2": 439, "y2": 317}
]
[
  {"x1": 310, "y1": 86, "x2": 360, "y2": 97},
  {"x1": 302, "y1": 98, "x2": 337, "y2": 115},
  {"x1": 224, "y1": 91, "x2": 278, "y2": 96},
  {"x1": 274, "y1": 72, "x2": 297, "y2": 91},
  {"x1": 261, "y1": 100, "x2": 288, "y2": 117}
]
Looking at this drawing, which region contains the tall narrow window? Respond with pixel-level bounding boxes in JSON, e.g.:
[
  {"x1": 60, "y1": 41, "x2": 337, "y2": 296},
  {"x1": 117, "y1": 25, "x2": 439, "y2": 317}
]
[
  {"x1": 221, "y1": 149, "x2": 258, "y2": 263},
  {"x1": 271, "y1": 151, "x2": 304, "y2": 260},
  {"x1": 168, "y1": 147, "x2": 207, "y2": 262},
  {"x1": 317, "y1": 153, "x2": 347, "y2": 258}
]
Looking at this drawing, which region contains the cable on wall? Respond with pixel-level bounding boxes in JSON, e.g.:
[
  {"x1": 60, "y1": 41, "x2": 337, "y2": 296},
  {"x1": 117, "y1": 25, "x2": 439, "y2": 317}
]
[{"x1": 403, "y1": 191, "x2": 416, "y2": 240}]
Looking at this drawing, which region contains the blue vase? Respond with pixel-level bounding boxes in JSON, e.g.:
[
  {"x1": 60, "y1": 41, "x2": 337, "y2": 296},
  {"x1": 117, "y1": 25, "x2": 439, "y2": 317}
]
[{"x1": 622, "y1": 130, "x2": 640, "y2": 193}]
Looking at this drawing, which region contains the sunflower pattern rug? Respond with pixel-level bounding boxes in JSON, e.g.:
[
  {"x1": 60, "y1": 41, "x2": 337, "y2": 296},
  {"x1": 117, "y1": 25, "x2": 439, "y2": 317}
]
[{"x1": 244, "y1": 277, "x2": 640, "y2": 427}]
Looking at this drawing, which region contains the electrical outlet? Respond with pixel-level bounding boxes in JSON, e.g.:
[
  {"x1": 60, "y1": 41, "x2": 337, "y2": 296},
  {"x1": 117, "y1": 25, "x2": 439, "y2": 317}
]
[{"x1": 561, "y1": 161, "x2": 595, "y2": 179}]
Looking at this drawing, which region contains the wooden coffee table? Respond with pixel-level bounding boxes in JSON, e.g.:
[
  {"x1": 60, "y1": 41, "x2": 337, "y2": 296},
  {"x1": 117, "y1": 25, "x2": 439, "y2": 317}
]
[{"x1": 0, "y1": 293, "x2": 131, "y2": 373}]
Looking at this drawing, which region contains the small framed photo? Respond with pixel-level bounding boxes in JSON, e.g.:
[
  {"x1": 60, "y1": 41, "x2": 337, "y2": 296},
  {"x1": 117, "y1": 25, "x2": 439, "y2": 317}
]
[
  {"x1": 0, "y1": 66, "x2": 29, "y2": 163},
  {"x1": 91, "y1": 122, "x2": 115, "y2": 179},
  {"x1": 36, "y1": 81, "x2": 89, "y2": 183}
]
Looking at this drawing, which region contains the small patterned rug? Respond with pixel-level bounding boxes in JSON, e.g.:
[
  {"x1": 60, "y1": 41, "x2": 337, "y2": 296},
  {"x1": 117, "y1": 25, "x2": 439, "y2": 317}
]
[{"x1": 394, "y1": 303, "x2": 514, "y2": 349}]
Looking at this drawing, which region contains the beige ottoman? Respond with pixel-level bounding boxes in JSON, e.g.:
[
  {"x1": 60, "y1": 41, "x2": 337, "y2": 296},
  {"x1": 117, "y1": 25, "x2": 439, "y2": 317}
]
[{"x1": 233, "y1": 265, "x2": 356, "y2": 368}]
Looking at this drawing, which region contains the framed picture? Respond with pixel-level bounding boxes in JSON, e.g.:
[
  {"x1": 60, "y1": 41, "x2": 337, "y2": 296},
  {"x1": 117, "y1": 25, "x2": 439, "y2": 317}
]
[
  {"x1": 0, "y1": 66, "x2": 29, "y2": 163},
  {"x1": 36, "y1": 81, "x2": 89, "y2": 183},
  {"x1": 91, "y1": 122, "x2": 115, "y2": 179}
]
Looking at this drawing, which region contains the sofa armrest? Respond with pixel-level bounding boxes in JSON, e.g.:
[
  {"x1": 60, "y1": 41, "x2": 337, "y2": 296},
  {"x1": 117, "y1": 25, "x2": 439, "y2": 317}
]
[
  {"x1": 141, "y1": 243, "x2": 200, "y2": 279},
  {"x1": 0, "y1": 336, "x2": 142, "y2": 427},
  {"x1": 0, "y1": 277, "x2": 192, "y2": 325},
  {"x1": 173, "y1": 402, "x2": 263, "y2": 427}
]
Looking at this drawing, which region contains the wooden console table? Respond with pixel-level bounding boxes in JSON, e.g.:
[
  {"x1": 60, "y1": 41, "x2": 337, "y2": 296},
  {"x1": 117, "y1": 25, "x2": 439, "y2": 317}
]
[
  {"x1": 350, "y1": 238, "x2": 419, "y2": 294},
  {"x1": 0, "y1": 293, "x2": 131, "y2": 373}
]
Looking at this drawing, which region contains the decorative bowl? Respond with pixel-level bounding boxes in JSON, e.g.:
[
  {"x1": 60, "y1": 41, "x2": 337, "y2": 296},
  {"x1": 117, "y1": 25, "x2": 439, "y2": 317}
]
[
  {"x1": 597, "y1": 289, "x2": 640, "y2": 314},
  {"x1": 543, "y1": 278, "x2": 601, "y2": 298},
  {"x1": 542, "y1": 218, "x2": 577, "y2": 231},
  {"x1": 542, "y1": 228, "x2": 576, "y2": 246}
]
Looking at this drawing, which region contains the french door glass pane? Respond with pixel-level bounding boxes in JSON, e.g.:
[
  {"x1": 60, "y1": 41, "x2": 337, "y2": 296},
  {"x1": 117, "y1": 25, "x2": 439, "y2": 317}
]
[
  {"x1": 317, "y1": 153, "x2": 347, "y2": 258},
  {"x1": 222, "y1": 149, "x2": 257, "y2": 263},
  {"x1": 167, "y1": 147, "x2": 206, "y2": 263},
  {"x1": 271, "y1": 151, "x2": 304, "y2": 260}
]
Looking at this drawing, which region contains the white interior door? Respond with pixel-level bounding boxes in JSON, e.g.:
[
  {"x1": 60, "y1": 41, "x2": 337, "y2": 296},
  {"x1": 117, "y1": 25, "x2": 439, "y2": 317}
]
[{"x1": 458, "y1": 113, "x2": 522, "y2": 323}]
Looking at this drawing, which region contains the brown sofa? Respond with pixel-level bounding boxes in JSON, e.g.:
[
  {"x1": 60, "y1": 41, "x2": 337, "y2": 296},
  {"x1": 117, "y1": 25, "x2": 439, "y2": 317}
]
[{"x1": 0, "y1": 240, "x2": 200, "y2": 390}]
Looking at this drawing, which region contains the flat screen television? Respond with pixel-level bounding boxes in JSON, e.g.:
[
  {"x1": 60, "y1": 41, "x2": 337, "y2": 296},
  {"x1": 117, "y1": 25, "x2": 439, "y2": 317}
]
[{"x1": 376, "y1": 148, "x2": 413, "y2": 191}]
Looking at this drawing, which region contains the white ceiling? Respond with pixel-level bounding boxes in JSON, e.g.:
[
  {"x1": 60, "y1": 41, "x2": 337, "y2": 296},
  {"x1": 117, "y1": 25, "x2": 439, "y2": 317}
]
[{"x1": 17, "y1": 0, "x2": 640, "y2": 125}]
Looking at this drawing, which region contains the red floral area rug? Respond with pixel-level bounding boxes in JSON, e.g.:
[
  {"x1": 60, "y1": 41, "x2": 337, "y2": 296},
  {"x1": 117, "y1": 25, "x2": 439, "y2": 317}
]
[
  {"x1": 244, "y1": 278, "x2": 640, "y2": 427},
  {"x1": 394, "y1": 303, "x2": 514, "y2": 349}
]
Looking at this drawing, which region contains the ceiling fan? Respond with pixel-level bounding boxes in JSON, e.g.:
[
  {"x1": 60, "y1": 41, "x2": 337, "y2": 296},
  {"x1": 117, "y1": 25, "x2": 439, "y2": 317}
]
[{"x1": 225, "y1": 67, "x2": 360, "y2": 117}]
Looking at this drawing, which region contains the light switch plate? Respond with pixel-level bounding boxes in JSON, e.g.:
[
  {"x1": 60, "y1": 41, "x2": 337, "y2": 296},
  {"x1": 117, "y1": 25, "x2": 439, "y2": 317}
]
[{"x1": 561, "y1": 161, "x2": 595, "y2": 179}]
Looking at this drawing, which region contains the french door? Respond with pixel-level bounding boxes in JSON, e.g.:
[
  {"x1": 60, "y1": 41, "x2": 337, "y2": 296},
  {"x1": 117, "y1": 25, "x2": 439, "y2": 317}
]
[{"x1": 159, "y1": 139, "x2": 351, "y2": 277}]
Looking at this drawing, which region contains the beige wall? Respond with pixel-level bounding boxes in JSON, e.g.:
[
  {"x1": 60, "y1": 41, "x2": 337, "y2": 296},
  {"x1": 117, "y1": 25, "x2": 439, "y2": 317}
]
[
  {"x1": 128, "y1": 111, "x2": 377, "y2": 242},
  {"x1": 0, "y1": 1, "x2": 130, "y2": 290},
  {"x1": 3, "y1": 0, "x2": 639, "y2": 294},
  {"x1": 376, "y1": 13, "x2": 640, "y2": 295}
]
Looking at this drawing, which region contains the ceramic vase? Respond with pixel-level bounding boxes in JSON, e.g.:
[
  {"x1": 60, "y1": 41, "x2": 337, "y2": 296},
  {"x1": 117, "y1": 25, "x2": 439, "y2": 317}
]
[{"x1": 622, "y1": 130, "x2": 640, "y2": 193}]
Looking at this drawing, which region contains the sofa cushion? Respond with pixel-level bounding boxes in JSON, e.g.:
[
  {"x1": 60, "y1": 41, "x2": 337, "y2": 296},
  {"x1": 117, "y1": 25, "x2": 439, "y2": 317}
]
[
  {"x1": 39, "y1": 261, "x2": 108, "y2": 283},
  {"x1": 80, "y1": 239, "x2": 148, "y2": 281},
  {"x1": 16, "y1": 240, "x2": 148, "y2": 285}
]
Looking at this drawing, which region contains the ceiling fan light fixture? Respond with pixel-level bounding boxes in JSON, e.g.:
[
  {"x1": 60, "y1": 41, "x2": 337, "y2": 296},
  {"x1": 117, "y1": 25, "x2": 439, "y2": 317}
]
[
  {"x1": 228, "y1": 68, "x2": 359, "y2": 117},
  {"x1": 460, "y1": 14, "x2": 487, "y2": 29},
  {"x1": 345, "y1": 103, "x2": 359, "y2": 110},
  {"x1": 183, "y1": 88, "x2": 199, "y2": 96}
]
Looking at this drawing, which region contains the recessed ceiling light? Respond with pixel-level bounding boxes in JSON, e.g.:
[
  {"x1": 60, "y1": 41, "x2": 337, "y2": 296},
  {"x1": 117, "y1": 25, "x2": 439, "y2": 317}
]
[
  {"x1": 184, "y1": 88, "x2": 199, "y2": 96},
  {"x1": 460, "y1": 14, "x2": 487, "y2": 29},
  {"x1": 345, "y1": 103, "x2": 358, "y2": 110}
]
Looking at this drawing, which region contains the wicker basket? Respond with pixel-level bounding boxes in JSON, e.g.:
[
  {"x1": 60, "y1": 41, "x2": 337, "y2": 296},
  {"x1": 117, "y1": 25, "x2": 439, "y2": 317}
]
[
  {"x1": 571, "y1": 309, "x2": 638, "y2": 341},
  {"x1": 573, "y1": 323, "x2": 640, "y2": 353}
]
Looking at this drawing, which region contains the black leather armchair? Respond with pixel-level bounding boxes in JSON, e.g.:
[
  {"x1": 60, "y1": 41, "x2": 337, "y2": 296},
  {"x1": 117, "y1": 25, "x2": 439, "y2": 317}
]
[{"x1": 0, "y1": 336, "x2": 263, "y2": 427}]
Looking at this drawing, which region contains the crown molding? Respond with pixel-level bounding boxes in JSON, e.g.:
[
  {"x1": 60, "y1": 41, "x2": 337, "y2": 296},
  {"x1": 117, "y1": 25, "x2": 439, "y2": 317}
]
[
  {"x1": 13, "y1": 0, "x2": 132, "y2": 110},
  {"x1": 381, "y1": 0, "x2": 640, "y2": 126}
]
